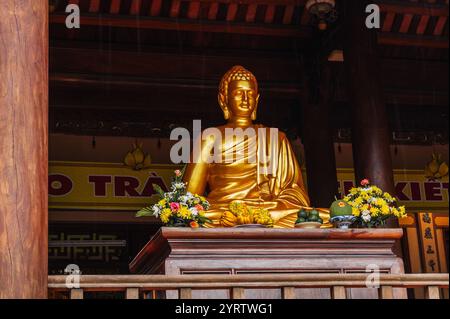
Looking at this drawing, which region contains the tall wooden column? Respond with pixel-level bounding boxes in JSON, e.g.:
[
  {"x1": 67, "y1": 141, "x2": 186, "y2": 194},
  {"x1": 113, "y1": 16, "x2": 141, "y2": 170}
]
[
  {"x1": 343, "y1": 1, "x2": 395, "y2": 195},
  {"x1": 343, "y1": 1, "x2": 397, "y2": 229},
  {"x1": 0, "y1": 1, "x2": 48, "y2": 298},
  {"x1": 302, "y1": 46, "x2": 339, "y2": 208}
]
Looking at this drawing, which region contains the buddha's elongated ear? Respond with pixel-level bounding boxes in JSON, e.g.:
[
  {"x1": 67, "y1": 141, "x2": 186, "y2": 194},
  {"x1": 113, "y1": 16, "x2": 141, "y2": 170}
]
[
  {"x1": 251, "y1": 93, "x2": 260, "y2": 120},
  {"x1": 218, "y1": 92, "x2": 230, "y2": 120},
  {"x1": 251, "y1": 108, "x2": 257, "y2": 121}
]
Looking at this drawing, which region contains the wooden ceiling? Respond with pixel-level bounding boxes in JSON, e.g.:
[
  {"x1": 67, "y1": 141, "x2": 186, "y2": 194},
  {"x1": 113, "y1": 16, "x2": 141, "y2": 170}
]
[
  {"x1": 50, "y1": 0, "x2": 448, "y2": 46},
  {"x1": 48, "y1": 0, "x2": 449, "y2": 143}
]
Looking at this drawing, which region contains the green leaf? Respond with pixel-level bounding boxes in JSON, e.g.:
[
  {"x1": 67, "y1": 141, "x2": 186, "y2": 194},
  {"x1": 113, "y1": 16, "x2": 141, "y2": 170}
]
[
  {"x1": 136, "y1": 206, "x2": 153, "y2": 217},
  {"x1": 153, "y1": 184, "x2": 165, "y2": 198}
]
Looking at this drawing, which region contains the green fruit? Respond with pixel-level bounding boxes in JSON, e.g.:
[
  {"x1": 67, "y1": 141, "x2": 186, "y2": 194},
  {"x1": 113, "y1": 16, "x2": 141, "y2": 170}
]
[
  {"x1": 330, "y1": 200, "x2": 352, "y2": 217},
  {"x1": 296, "y1": 217, "x2": 306, "y2": 223},
  {"x1": 309, "y1": 215, "x2": 318, "y2": 222},
  {"x1": 317, "y1": 218, "x2": 323, "y2": 224},
  {"x1": 298, "y1": 211, "x2": 308, "y2": 219},
  {"x1": 310, "y1": 209, "x2": 319, "y2": 217}
]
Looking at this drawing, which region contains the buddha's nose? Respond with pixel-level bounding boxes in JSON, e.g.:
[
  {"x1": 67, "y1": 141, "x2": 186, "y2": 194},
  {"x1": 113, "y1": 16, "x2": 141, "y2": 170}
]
[{"x1": 242, "y1": 92, "x2": 249, "y2": 104}]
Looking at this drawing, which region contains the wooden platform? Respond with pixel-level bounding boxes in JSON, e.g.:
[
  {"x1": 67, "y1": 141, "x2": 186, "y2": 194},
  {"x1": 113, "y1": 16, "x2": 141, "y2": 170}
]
[{"x1": 130, "y1": 227, "x2": 406, "y2": 299}]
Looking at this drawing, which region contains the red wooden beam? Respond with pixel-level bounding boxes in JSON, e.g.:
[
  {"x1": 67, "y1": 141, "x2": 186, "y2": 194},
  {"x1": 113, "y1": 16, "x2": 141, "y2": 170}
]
[
  {"x1": 170, "y1": 0, "x2": 181, "y2": 18},
  {"x1": 282, "y1": 5, "x2": 295, "y2": 25},
  {"x1": 379, "y1": 3, "x2": 448, "y2": 17},
  {"x1": 300, "y1": 6, "x2": 310, "y2": 25},
  {"x1": 382, "y1": 12, "x2": 395, "y2": 32},
  {"x1": 130, "y1": 0, "x2": 142, "y2": 15},
  {"x1": 89, "y1": 0, "x2": 101, "y2": 13},
  {"x1": 110, "y1": 0, "x2": 121, "y2": 14},
  {"x1": 246, "y1": 4, "x2": 258, "y2": 23},
  {"x1": 187, "y1": 1, "x2": 201, "y2": 19},
  {"x1": 264, "y1": 4, "x2": 275, "y2": 23},
  {"x1": 50, "y1": 14, "x2": 311, "y2": 38},
  {"x1": 416, "y1": 15, "x2": 430, "y2": 35},
  {"x1": 150, "y1": 0, "x2": 162, "y2": 16},
  {"x1": 192, "y1": 0, "x2": 305, "y2": 4},
  {"x1": 49, "y1": 14, "x2": 312, "y2": 37},
  {"x1": 433, "y1": 16, "x2": 448, "y2": 35},
  {"x1": 226, "y1": 3, "x2": 238, "y2": 21},
  {"x1": 208, "y1": 2, "x2": 219, "y2": 20},
  {"x1": 399, "y1": 14, "x2": 413, "y2": 33},
  {"x1": 378, "y1": 33, "x2": 449, "y2": 48}
]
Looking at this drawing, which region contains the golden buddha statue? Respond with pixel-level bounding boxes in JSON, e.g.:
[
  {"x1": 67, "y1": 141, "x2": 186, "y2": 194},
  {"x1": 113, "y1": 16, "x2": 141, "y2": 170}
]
[{"x1": 183, "y1": 65, "x2": 329, "y2": 228}]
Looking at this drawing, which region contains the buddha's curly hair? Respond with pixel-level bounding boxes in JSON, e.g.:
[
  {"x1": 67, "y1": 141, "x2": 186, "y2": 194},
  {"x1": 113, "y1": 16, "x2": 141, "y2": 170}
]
[{"x1": 218, "y1": 65, "x2": 258, "y2": 104}]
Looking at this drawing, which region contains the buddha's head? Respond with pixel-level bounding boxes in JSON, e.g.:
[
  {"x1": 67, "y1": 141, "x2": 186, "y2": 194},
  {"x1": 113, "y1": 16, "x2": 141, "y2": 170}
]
[{"x1": 218, "y1": 65, "x2": 260, "y2": 122}]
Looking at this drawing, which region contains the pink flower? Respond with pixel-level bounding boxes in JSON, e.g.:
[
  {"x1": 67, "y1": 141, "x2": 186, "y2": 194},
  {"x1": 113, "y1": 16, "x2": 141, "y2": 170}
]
[
  {"x1": 360, "y1": 179, "x2": 370, "y2": 186},
  {"x1": 170, "y1": 202, "x2": 180, "y2": 211},
  {"x1": 195, "y1": 204, "x2": 204, "y2": 211},
  {"x1": 174, "y1": 170, "x2": 182, "y2": 177}
]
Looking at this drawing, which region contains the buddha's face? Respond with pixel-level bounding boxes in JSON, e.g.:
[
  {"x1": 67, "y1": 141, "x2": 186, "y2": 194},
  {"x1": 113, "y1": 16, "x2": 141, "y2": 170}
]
[{"x1": 227, "y1": 80, "x2": 259, "y2": 118}]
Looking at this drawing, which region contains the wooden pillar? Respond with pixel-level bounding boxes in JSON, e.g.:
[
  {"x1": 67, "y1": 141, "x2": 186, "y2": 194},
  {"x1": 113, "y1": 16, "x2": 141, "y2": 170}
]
[
  {"x1": 343, "y1": 1, "x2": 396, "y2": 198},
  {"x1": 343, "y1": 1, "x2": 402, "y2": 234},
  {"x1": 0, "y1": 1, "x2": 48, "y2": 298},
  {"x1": 301, "y1": 39, "x2": 339, "y2": 208}
]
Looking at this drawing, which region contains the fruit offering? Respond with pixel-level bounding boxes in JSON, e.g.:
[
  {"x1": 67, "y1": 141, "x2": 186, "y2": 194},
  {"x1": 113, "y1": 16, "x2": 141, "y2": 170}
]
[
  {"x1": 296, "y1": 208, "x2": 323, "y2": 224},
  {"x1": 329, "y1": 199, "x2": 353, "y2": 217}
]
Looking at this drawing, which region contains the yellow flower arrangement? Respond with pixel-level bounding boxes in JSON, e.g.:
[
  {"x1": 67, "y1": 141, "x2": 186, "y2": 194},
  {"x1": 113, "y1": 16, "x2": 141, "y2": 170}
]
[{"x1": 344, "y1": 179, "x2": 407, "y2": 228}]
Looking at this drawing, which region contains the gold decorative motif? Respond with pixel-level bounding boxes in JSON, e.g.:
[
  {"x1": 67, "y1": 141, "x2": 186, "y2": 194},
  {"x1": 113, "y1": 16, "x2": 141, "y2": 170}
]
[
  {"x1": 424, "y1": 227, "x2": 433, "y2": 239},
  {"x1": 124, "y1": 141, "x2": 152, "y2": 170},
  {"x1": 422, "y1": 212, "x2": 432, "y2": 224},
  {"x1": 425, "y1": 152, "x2": 449, "y2": 181}
]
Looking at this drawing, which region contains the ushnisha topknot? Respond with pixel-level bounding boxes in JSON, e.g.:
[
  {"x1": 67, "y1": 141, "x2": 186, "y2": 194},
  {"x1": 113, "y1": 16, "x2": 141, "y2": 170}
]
[{"x1": 219, "y1": 65, "x2": 258, "y2": 103}]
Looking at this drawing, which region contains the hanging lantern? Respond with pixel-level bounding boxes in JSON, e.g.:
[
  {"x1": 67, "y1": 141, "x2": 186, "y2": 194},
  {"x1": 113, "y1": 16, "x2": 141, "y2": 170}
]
[
  {"x1": 49, "y1": 0, "x2": 59, "y2": 13},
  {"x1": 306, "y1": 0, "x2": 336, "y2": 30}
]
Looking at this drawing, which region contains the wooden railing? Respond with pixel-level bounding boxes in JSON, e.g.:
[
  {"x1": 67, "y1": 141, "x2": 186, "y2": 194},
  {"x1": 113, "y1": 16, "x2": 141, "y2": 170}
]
[{"x1": 48, "y1": 273, "x2": 449, "y2": 299}]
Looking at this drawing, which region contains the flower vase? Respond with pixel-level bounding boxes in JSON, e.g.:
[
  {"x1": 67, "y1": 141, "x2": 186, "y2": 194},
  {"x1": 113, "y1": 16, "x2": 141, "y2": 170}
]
[{"x1": 330, "y1": 215, "x2": 356, "y2": 229}]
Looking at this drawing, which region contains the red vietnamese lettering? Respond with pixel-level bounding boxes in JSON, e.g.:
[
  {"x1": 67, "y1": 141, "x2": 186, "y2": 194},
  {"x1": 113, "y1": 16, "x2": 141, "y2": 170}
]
[
  {"x1": 141, "y1": 173, "x2": 169, "y2": 197},
  {"x1": 425, "y1": 182, "x2": 443, "y2": 201},
  {"x1": 89, "y1": 176, "x2": 112, "y2": 196},
  {"x1": 114, "y1": 176, "x2": 140, "y2": 197},
  {"x1": 49, "y1": 174, "x2": 73, "y2": 196},
  {"x1": 395, "y1": 182, "x2": 410, "y2": 201},
  {"x1": 410, "y1": 182, "x2": 422, "y2": 201}
]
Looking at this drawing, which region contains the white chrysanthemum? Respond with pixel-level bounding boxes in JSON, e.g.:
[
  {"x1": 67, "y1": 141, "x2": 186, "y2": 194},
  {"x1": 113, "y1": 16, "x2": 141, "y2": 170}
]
[
  {"x1": 178, "y1": 195, "x2": 188, "y2": 204},
  {"x1": 362, "y1": 210, "x2": 371, "y2": 222},
  {"x1": 152, "y1": 205, "x2": 161, "y2": 217},
  {"x1": 164, "y1": 192, "x2": 174, "y2": 200},
  {"x1": 171, "y1": 182, "x2": 185, "y2": 191},
  {"x1": 189, "y1": 207, "x2": 199, "y2": 216}
]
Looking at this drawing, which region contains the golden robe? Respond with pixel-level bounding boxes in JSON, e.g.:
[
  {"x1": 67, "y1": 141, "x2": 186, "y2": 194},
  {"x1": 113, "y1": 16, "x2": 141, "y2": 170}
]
[{"x1": 185, "y1": 125, "x2": 312, "y2": 228}]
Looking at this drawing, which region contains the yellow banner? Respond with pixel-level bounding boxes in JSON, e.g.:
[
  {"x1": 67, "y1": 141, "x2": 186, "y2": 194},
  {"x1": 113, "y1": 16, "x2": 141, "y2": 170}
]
[
  {"x1": 49, "y1": 161, "x2": 183, "y2": 210},
  {"x1": 49, "y1": 162, "x2": 448, "y2": 212},
  {"x1": 334, "y1": 168, "x2": 448, "y2": 212}
]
